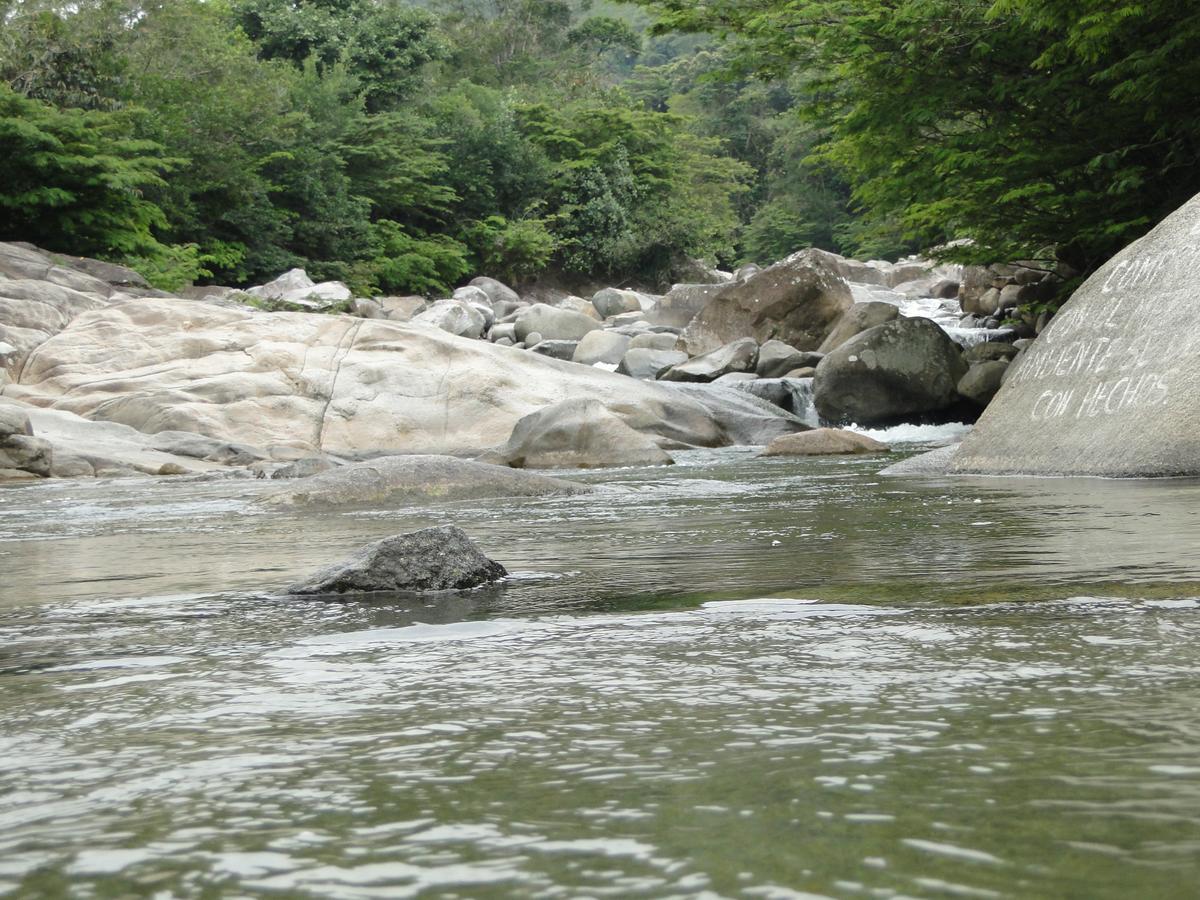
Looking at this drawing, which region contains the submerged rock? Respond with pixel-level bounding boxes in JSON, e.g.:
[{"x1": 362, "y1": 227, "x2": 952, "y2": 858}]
[
  {"x1": 258, "y1": 454, "x2": 590, "y2": 507},
  {"x1": 762, "y1": 428, "x2": 889, "y2": 457},
  {"x1": 284, "y1": 525, "x2": 507, "y2": 597}
]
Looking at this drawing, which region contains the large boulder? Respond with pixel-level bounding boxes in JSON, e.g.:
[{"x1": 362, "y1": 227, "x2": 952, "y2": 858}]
[
  {"x1": 411, "y1": 299, "x2": 488, "y2": 339},
  {"x1": 649, "y1": 283, "x2": 728, "y2": 329},
  {"x1": 679, "y1": 249, "x2": 853, "y2": 356},
  {"x1": 755, "y1": 340, "x2": 819, "y2": 379},
  {"x1": 951, "y1": 192, "x2": 1200, "y2": 476},
  {"x1": 8, "y1": 295, "x2": 809, "y2": 456},
  {"x1": 0, "y1": 278, "x2": 111, "y2": 373},
  {"x1": 956, "y1": 360, "x2": 1010, "y2": 406},
  {"x1": 659, "y1": 384, "x2": 811, "y2": 446},
  {"x1": 514, "y1": 304, "x2": 603, "y2": 343},
  {"x1": 284, "y1": 526, "x2": 507, "y2": 597},
  {"x1": 260, "y1": 455, "x2": 589, "y2": 507},
  {"x1": 818, "y1": 301, "x2": 901, "y2": 353},
  {"x1": 246, "y1": 268, "x2": 351, "y2": 308},
  {"x1": 762, "y1": 428, "x2": 889, "y2": 456},
  {"x1": 617, "y1": 348, "x2": 688, "y2": 381},
  {"x1": 469, "y1": 277, "x2": 521, "y2": 308},
  {"x1": 592, "y1": 288, "x2": 643, "y2": 319},
  {"x1": 659, "y1": 338, "x2": 759, "y2": 383},
  {"x1": 573, "y1": 331, "x2": 631, "y2": 366},
  {"x1": 813, "y1": 317, "x2": 969, "y2": 425},
  {"x1": 481, "y1": 398, "x2": 674, "y2": 469},
  {"x1": 0, "y1": 399, "x2": 223, "y2": 478},
  {"x1": 0, "y1": 242, "x2": 114, "y2": 296}
]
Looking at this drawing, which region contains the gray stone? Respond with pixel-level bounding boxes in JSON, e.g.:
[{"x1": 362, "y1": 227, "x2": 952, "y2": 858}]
[
  {"x1": 490, "y1": 323, "x2": 517, "y2": 343},
  {"x1": 957, "y1": 360, "x2": 1010, "y2": 406},
  {"x1": 530, "y1": 340, "x2": 579, "y2": 361},
  {"x1": 951, "y1": 191, "x2": 1200, "y2": 476},
  {"x1": 259, "y1": 455, "x2": 590, "y2": 507},
  {"x1": 617, "y1": 348, "x2": 689, "y2": 381},
  {"x1": 480, "y1": 398, "x2": 674, "y2": 469},
  {"x1": 515, "y1": 304, "x2": 603, "y2": 343},
  {"x1": 470, "y1": 276, "x2": 521, "y2": 308},
  {"x1": 0, "y1": 405, "x2": 33, "y2": 439},
  {"x1": 659, "y1": 338, "x2": 759, "y2": 383},
  {"x1": 411, "y1": 299, "x2": 488, "y2": 339},
  {"x1": 0, "y1": 434, "x2": 53, "y2": 476},
  {"x1": 553, "y1": 295, "x2": 602, "y2": 320},
  {"x1": 629, "y1": 332, "x2": 679, "y2": 352},
  {"x1": 592, "y1": 288, "x2": 643, "y2": 319},
  {"x1": 573, "y1": 331, "x2": 631, "y2": 366},
  {"x1": 452, "y1": 285, "x2": 493, "y2": 308},
  {"x1": 285, "y1": 525, "x2": 507, "y2": 597},
  {"x1": 660, "y1": 383, "x2": 810, "y2": 446},
  {"x1": 524, "y1": 331, "x2": 543, "y2": 347},
  {"x1": 964, "y1": 341, "x2": 1021, "y2": 364},
  {"x1": 270, "y1": 457, "x2": 337, "y2": 480},
  {"x1": 755, "y1": 340, "x2": 815, "y2": 379},
  {"x1": 679, "y1": 249, "x2": 852, "y2": 356},
  {"x1": 818, "y1": 301, "x2": 901, "y2": 353},
  {"x1": 762, "y1": 428, "x2": 889, "y2": 456},
  {"x1": 647, "y1": 283, "x2": 725, "y2": 329},
  {"x1": 880, "y1": 443, "x2": 960, "y2": 476},
  {"x1": 150, "y1": 431, "x2": 267, "y2": 465},
  {"x1": 814, "y1": 317, "x2": 969, "y2": 426},
  {"x1": 734, "y1": 263, "x2": 762, "y2": 282},
  {"x1": 930, "y1": 279, "x2": 960, "y2": 299},
  {"x1": 714, "y1": 372, "x2": 759, "y2": 384}
]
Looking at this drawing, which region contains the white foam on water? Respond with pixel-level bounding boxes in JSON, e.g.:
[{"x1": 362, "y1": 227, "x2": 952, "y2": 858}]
[{"x1": 847, "y1": 422, "x2": 973, "y2": 445}]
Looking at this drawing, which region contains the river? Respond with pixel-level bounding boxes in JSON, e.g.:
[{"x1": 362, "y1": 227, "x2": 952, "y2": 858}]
[{"x1": 3, "y1": 439, "x2": 1200, "y2": 898}]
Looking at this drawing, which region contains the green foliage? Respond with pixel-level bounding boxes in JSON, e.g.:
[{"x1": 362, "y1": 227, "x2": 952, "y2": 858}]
[
  {"x1": 630, "y1": 0, "x2": 1200, "y2": 283},
  {"x1": 461, "y1": 216, "x2": 559, "y2": 284},
  {"x1": 0, "y1": 84, "x2": 172, "y2": 257},
  {"x1": 361, "y1": 219, "x2": 471, "y2": 296}
]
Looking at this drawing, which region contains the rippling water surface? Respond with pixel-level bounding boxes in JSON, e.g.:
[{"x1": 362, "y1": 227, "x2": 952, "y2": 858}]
[{"x1": 3, "y1": 447, "x2": 1200, "y2": 898}]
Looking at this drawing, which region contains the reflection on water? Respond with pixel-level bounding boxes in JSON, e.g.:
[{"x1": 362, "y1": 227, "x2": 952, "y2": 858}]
[{"x1": 2, "y1": 449, "x2": 1200, "y2": 898}]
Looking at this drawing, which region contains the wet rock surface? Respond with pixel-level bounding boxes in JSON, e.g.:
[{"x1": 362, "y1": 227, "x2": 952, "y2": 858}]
[{"x1": 284, "y1": 525, "x2": 507, "y2": 597}]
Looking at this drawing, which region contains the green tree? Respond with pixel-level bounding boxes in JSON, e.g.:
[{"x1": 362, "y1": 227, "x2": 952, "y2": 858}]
[
  {"x1": 630, "y1": 0, "x2": 1200, "y2": 282},
  {"x1": 0, "y1": 84, "x2": 172, "y2": 258}
]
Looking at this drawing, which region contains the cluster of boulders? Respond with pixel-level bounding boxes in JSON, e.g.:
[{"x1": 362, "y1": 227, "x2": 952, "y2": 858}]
[{"x1": 1, "y1": 235, "x2": 1040, "y2": 483}]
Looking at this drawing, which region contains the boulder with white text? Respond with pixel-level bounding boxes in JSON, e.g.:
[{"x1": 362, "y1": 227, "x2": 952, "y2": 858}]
[{"x1": 951, "y1": 193, "x2": 1200, "y2": 476}]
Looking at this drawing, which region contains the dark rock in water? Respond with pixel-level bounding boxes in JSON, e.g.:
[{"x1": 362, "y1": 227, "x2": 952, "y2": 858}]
[
  {"x1": 285, "y1": 525, "x2": 507, "y2": 597},
  {"x1": 952, "y1": 192, "x2": 1200, "y2": 476},
  {"x1": 679, "y1": 250, "x2": 852, "y2": 356},
  {"x1": 480, "y1": 397, "x2": 673, "y2": 469},
  {"x1": 814, "y1": 317, "x2": 968, "y2": 426},
  {"x1": 258, "y1": 454, "x2": 590, "y2": 507}
]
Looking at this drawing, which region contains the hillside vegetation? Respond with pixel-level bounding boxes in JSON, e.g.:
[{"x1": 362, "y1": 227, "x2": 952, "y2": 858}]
[{"x1": 4, "y1": 0, "x2": 1199, "y2": 305}]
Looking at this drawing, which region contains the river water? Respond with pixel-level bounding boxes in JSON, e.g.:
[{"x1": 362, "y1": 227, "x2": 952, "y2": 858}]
[{"x1": 3, "y1": 442, "x2": 1200, "y2": 899}]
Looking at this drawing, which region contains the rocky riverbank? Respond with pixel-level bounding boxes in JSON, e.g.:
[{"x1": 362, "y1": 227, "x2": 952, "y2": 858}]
[{"x1": 1, "y1": 239, "x2": 1025, "y2": 482}]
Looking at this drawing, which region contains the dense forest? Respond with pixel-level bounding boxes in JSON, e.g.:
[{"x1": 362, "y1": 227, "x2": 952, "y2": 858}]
[{"x1": 3, "y1": 0, "x2": 1200, "y2": 302}]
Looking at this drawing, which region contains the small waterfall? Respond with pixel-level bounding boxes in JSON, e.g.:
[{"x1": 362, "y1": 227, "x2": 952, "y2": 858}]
[{"x1": 782, "y1": 377, "x2": 820, "y2": 426}]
